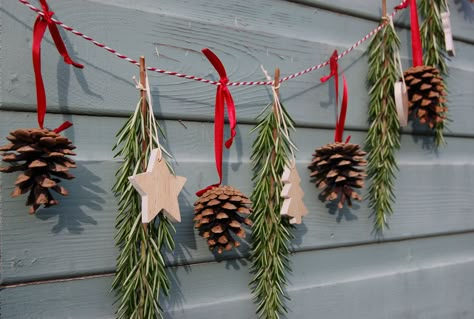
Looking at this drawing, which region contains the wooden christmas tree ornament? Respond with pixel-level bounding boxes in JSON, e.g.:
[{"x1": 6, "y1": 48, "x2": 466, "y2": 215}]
[
  {"x1": 0, "y1": 128, "x2": 76, "y2": 214},
  {"x1": 129, "y1": 148, "x2": 186, "y2": 223},
  {"x1": 194, "y1": 185, "x2": 252, "y2": 254},
  {"x1": 280, "y1": 161, "x2": 308, "y2": 224}
]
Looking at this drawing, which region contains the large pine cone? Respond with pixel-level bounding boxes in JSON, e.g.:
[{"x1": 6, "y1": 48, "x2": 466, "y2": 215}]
[
  {"x1": 0, "y1": 128, "x2": 76, "y2": 214},
  {"x1": 404, "y1": 65, "x2": 447, "y2": 128},
  {"x1": 194, "y1": 185, "x2": 252, "y2": 254},
  {"x1": 308, "y1": 142, "x2": 367, "y2": 209}
]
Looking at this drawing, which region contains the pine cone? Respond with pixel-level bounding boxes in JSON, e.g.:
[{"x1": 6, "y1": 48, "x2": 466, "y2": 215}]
[
  {"x1": 194, "y1": 185, "x2": 252, "y2": 254},
  {"x1": 404, "y1": 65, "x2": 447, "y2": 128},
  {"x1": 308, "y1": 142, "x2": 367, "y2": 209},
  {"x1": 0, "y1": 128, "x2": 76, "y2": 214}
]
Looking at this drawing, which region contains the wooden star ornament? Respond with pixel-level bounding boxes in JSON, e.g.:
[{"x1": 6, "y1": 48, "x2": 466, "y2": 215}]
[
  {"x1": 280, "y1": 161, "x2": 308, "y2": 224},
  {"x1": 129, "y1": 148, "x2": 187, "y2": 223}
]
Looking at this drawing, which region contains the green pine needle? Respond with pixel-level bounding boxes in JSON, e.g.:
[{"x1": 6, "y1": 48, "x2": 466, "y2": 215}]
[
  {"x1": 420, "y1": 0, "x2": 448, "y2": 147},
  {"x1": 112, "y1": 98, "x2": 175, "y2": 319},
  {"x1": 366, "y1": 19, "x2": 401, "y2": 233},
  {"x1": 250, "y1": 102, "x2": 296, "y2": 319}
]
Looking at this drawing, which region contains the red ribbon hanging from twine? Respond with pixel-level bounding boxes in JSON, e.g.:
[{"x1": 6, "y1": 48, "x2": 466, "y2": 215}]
[
  {"x1": 196, "y1": 48, "x2": 237, "y2": 197},
  {"x1": 32, "y1": 0, "x2": 84, "y2": 130},
  {"x1": 395, "y1": 0, "x2": 423, "y2": 67},
  {"x1": 320, "y1": 50, "x2": 350, "y2": 143}
]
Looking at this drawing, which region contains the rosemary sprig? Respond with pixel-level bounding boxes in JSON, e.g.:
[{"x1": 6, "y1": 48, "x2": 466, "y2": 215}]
[
  {"x1": 112, "y1": 97, "x2": 175, "y2": 319},
  {"x1": 250, "y1": 100, "x2": 296, "y2": 319},
  {"x1": 366, "y1": 18, "x2": 401, "y2": 233},
  {"x1": 420, "y1": 0, "x2": 448, "y2": 146}
]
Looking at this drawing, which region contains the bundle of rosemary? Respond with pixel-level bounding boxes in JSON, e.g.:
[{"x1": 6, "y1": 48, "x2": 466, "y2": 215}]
[
  {"x1": 366, "y1": 16, "x2": 402, "y2": 233},
  {"x1": 250, "y1": 69, "x2": 297, "y2": 319},
  {"x1": 112, "y1": 59, "x2": 175, "y2": 319}
]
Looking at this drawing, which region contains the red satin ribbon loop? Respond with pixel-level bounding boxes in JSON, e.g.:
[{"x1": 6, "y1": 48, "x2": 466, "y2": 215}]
[
  {"x1": 196, "y1": 48, "x2": 237, "y2": 196},
  {"x1": 33, "y1": 0, "x2": 83, "y2": 129},
  {"x1": 321, "y1": 50, "x2": 349, "y2": 143},
  {"x1": 395, "y1": 0, "x2": 423, "y2": 67}
]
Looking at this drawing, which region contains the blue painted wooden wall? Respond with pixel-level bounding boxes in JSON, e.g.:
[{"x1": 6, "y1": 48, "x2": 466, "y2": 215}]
[{"x1": 1, "y1": 0, "x2": 474, "y2": 318}]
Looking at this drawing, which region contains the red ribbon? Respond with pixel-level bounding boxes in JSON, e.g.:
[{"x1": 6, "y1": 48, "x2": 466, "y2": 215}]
[
  {"x1": 53, "y1": 121, "x2": 73, "y2": 133},
  {"x1": 320, "y1": 50, "x2": 349, "y2": 143},
  {"x1": 395, "y1": 0, "x2": 423, "y2": 67},
  {"x1": 32, "y1": 0, "x2": 83, "y2": 129},
  {"x1": 196, "y1": 48, "x2": 237, "y2": 196}
]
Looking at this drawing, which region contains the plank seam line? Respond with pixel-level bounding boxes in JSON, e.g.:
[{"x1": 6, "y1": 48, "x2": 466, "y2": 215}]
[
  {"x1": 0, "y1": 272, "x2": 115, "y2": 290},
  {"x1": 2, "y1": 108, "x2": 474, "y2": 140},
  {"x1": 2, "y1": 229, "x2": 474, "y2": 289}
]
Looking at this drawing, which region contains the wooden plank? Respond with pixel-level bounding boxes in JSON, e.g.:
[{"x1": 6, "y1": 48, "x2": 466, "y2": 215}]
[
  {"x1": 0, "y1": 275, "x2": 117, "y2": 319},
  {"x1": 89, "y1": 0, "x2": 474, "y2": 43},
  {"x1": 2, "y1": 0, "x2": 474, "y2": 136},
  {"x1": 2, "y1": 112, "x2": 474, "y2": 283},
  {"x1": 2, "y1": 232, "x2": 474, "y2": 318},
  {"x1": 288, "y1": 0, "x2": 474, "y2": 43}
]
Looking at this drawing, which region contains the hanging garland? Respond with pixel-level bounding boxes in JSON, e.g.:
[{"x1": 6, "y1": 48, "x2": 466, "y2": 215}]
[
  {"x1": 112, "y1": 58, "x2": 176, "y2": 319},
  {"x1": 366, "y1": 11, "x2": 402, "y2": 232},
  {"x1": 419, "y1": 0, "x2": 450, "y2": 146},
  {"x1": 16, "y1": 0, "x2": 409, "y2": 87},
  {"x1": 249, "y1": 68, "x2": 297, "y2": 319}
]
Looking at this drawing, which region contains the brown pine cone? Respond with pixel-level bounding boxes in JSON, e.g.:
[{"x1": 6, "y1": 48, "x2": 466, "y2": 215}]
[
  {"x1": 404, "y1": 65, "x2": 447, "y2": 128},
  {"x1": 0, "y1": 128, "x2": 76, "y2": 214},
  {"x1": 194, "y1": 185, "x2": 252, "y2": 254},
  {"x1": 308, "y1": 142, "x2": 367, "y2": 209}
]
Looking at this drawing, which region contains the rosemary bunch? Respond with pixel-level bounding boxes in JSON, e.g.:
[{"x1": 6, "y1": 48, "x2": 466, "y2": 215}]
[
  {"x1": 420, "y1": 0, "x2": 448, "y2": 146},
  {"x1": 250, "y1": 101, "x2": 296, "y2": 319},
  {"x1": 112, "y1": 98, "x2": 175, "y2": 319},
  {"x1": 366, "y1": 18, "x2": 401, "y2": 233}
]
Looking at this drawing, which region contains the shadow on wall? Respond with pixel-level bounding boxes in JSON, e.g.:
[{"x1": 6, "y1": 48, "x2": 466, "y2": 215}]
[
  {"x1": 35, "y1": 163, "x2": 104, "y2": 234},
  {"x1": 455, "y1": 0, "x2": 474, "y2": 22}
]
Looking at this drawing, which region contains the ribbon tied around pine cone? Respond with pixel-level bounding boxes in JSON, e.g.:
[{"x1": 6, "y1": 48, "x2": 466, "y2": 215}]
[
  {"x1": 196, "y1": 48, "x2": 237, "y2": 196},
  {"x1": 33, "y1": 0, "x2": 84, "y2": 129},
  {"x1": 320, "y1": 50, "x2": 349, "y2": 143}
]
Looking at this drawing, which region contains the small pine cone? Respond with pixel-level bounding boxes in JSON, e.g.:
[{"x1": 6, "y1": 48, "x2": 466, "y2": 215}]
[
  {"x1": 193, "y1": 185, "x2": 252, "y2": 254},
  {"x1": 404, "y1": 65, "x2": 448, "y2": 128},
  {"x1": 0, "y1": 128, "x2": 76, "y2": 214},
  {"x1": 308, "y1": 142, "x2": 367, "y2": 209}
]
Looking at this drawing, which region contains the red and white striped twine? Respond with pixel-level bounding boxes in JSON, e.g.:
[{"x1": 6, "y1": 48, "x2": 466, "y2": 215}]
[{"x1": 18, "y1": 0, "x2": 407, "y2": 87}]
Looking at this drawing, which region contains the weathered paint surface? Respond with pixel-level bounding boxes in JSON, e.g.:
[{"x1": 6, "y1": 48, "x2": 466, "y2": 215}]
[{"x1": 1, "y1": 0, "x2": 474, "y2": 318}]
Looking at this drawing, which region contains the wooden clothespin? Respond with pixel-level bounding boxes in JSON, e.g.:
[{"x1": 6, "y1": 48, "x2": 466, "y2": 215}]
[{"x1": 139, "y1": 56, "x2": 148, "y2": 167}]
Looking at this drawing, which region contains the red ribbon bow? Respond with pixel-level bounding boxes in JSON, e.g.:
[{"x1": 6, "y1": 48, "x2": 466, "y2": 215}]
[
  {"x1": 196, "y1": 48, "x2": 237, "y2": 196},
  {"x1": 395, "y1": 0, "x2": 423, "y2": 67},
  {"x1": 32, "y1": 0, "x2": 84, "y2": 130},
  {"x1": 320, "y1": 50, "x2": 349, "y2": 143}
]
